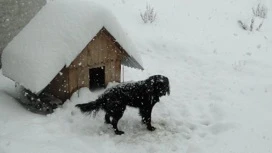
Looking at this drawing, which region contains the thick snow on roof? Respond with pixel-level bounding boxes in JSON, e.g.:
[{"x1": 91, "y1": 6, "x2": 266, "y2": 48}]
[{"x1": 2, "y1": 0, "x2": 143, "y2": 93}]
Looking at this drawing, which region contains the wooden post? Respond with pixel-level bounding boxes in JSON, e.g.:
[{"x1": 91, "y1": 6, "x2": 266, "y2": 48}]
[{"x1": 122, "y1": 65, "x2": 124, "y2": 82}]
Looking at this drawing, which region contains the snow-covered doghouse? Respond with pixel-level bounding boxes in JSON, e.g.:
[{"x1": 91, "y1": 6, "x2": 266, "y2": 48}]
[{"x1": 2, "y1": 1, "x2": 143, "y2": 105}]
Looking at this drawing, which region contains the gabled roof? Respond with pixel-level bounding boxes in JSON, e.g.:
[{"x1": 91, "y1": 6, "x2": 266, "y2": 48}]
[{"x1": 2, "y1": 0, "x2": 143, "y2": 93}]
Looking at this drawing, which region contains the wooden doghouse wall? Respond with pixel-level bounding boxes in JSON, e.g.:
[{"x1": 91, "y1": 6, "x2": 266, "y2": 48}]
[
  {"x1": 86, "y1": 29, "x2": 124, "y2": 84},
  {"x1": 43, "y1": 68, "x2": 70, "y2": 102},
  {"x1": 44, "y1": 28, "x2": 127, "y2": 101},
  {"x1": 68, "y1": 48, "x2": 89, "y2": 95}
]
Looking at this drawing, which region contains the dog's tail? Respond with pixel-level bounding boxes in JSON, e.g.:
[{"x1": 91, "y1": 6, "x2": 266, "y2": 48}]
[{"x1": 75, "y1": 100, "x2": 102, "y2": 115}]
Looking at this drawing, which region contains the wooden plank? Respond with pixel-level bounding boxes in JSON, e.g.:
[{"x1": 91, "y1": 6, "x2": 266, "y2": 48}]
[
  {"x1": 105, "y1": 62, "x2": 111, "y2": 85},
  {"x1": 68, "y1": 68, "x2": 78, "y2": 95},
  {"x1": 88, "y1": 40, "x2": 95, "y2": 66},
  {"x1": 115, "y1": 60, "x2": 121, "y2": 82},
  {"x1": 87, "y1": 43, "x2": 92, "y2": 66},
  {"x1": 77, "y1": 67, "x2": 89, "y2": 89},
  {"x1": 109, "y1": 61, "x2": 114, "y2": 83},
  {"x1": 79, "y1": 48, "x2": 88, "y2": 67},
  {"x1": 109, "y1": 60, "x2": 119, "y2": 83},
  {"x1": 98, "y1": 33, "x2": 103, "y2": 64}
]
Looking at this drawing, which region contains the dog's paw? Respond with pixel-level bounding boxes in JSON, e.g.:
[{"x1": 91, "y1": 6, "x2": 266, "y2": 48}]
[
  {"x1": 105, "y1": 120, "x2": 111, "y2": 124},
  {"x1": 147, "y1": 126, "x2": 156, "y2": 131},
  {"x1": 115, "y1": 130, "x2": 125, "y2": 135}
]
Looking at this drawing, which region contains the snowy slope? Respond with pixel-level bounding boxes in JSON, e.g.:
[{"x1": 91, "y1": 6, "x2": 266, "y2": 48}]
[{"x1": 1, "y1": 0, "x2": 272, "y2": 153}]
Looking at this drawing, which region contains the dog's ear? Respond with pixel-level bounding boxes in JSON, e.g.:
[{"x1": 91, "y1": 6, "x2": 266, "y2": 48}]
[{"x1": 162, "y1": 77, "x2": 170, "y2": 95}]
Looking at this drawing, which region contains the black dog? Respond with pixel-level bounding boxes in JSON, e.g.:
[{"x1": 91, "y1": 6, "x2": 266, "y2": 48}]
[{"x1": 75, "y1": 75, "x2": 170, "y2": 135}]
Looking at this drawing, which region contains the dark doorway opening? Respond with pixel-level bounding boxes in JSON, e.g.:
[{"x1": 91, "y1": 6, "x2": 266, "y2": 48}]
[{"x1": 89, "y1": 67, "x2": 105, "y2": 91}]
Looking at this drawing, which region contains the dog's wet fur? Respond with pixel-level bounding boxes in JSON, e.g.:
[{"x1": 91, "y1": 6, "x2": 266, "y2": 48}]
[{"x1": 76, "y1": 75, "x2": 170, "y2": 135}]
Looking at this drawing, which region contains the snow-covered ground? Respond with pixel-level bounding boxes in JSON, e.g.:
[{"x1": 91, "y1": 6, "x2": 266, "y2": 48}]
[{"x1": 1, "y1": 0, "x2": 272, "y2": 153}]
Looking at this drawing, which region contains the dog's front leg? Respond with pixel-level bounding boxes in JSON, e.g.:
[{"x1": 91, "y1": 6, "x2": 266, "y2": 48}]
[{"x1": 140, "y1": 108, "x2": 156, "y2": 131}]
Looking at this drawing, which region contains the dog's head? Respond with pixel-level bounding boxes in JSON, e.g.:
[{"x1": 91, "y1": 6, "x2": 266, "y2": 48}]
[{"x1": 145, "y1": 75, "x2": 170, "y2": 97}]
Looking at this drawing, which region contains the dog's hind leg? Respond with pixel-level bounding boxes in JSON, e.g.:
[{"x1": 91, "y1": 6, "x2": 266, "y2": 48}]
[
  {"x1": 105, "y1": 113, "x2": 111, "y2": 124},
  {"x1": 139, "y1": 107, "x2": 156, "y2": 131},
  {"x1": 111, "y1": 113, "x2": 124, "y2": 135},
  {"x1": 107, "y1": 103, "x2": 126, "y2": 135}
]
